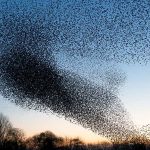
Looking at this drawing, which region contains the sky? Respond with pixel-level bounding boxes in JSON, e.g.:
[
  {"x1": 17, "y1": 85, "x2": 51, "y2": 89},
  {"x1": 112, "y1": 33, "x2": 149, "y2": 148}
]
[
  {"x1": 0, "y1": 56, "x2": 150, "y2": 143},
  {"x1": 120, "y1": 63, "x2": 150, "y2": 127},
  {"x1": 1, "y1": 0, "x2": 150, "y2": 143}
]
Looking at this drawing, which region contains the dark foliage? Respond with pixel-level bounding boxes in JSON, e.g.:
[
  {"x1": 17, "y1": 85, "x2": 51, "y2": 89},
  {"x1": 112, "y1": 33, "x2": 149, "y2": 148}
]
[{"x1": 0, "y1": 113, "x2": 150, "y2": 150}]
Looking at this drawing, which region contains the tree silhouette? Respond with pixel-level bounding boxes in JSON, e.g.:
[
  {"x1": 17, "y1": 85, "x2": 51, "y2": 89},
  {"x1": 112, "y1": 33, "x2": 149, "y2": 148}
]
[
  {"x1": 0, "y1": 113, "x2": 26, "y2": 150},
  {"x1": 6, "y1": 128, "x2": 26, "y2": 150},
  {"x1": 7, "y1": 128, "x2": 25, "y2": 141},
  {"x1": 26, "y1": 131, "x2": 63, "y2": 150},
  {"x1": 0, "y1": 113, "x2": 12, "y2": 148}
]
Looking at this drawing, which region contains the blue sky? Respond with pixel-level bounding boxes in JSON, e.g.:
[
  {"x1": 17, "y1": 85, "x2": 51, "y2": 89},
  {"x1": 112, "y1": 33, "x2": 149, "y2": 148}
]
[
  {"x1": 1, "y1": 0, "x2": 150, "y2": 143},
  {"x1": 120, "y1": 63, "x2": 150, "y2": 126}
]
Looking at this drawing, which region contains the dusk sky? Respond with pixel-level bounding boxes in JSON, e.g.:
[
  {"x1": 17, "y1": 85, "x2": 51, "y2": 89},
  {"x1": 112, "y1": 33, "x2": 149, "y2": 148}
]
[
  {"x1": 1, "y1": 0, "x2": 150, "y2": 144},
  {"x1": 1, "y1": 55, "x2": 150, "y2": 142}
]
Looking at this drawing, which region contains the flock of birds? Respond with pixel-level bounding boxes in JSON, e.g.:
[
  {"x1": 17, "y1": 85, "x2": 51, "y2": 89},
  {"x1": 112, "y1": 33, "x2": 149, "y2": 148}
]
[{"x1": 0, "y1": 0, "x2": 150, "y2": 142}]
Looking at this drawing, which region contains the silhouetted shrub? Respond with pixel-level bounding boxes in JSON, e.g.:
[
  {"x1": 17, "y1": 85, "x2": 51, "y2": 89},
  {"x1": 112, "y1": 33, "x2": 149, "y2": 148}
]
[{"x1": 26, "y1": 131, "x2": 63, "y2": 150}]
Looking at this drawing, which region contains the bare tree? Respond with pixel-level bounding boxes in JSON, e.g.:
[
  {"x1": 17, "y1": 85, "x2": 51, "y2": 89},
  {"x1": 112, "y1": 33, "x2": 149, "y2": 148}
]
[
  {"x1": 7, "y1": 128, "x2": 25, "y2": 142},
  {"x1": 0, "y1": 113, "x2": 12, "y2": 140},
  {"x1": 0, "y1": 113, "x2": 12, "y2": 147}
]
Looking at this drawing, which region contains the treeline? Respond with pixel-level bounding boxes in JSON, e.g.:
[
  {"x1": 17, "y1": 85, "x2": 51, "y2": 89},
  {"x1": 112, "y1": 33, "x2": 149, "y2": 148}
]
[
  {"x1": 0, "y1": 112, "x2": 150, "y2": 150},
  {"x1": 0, "y1": 113, "x2": 111, "y2": 150}
]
